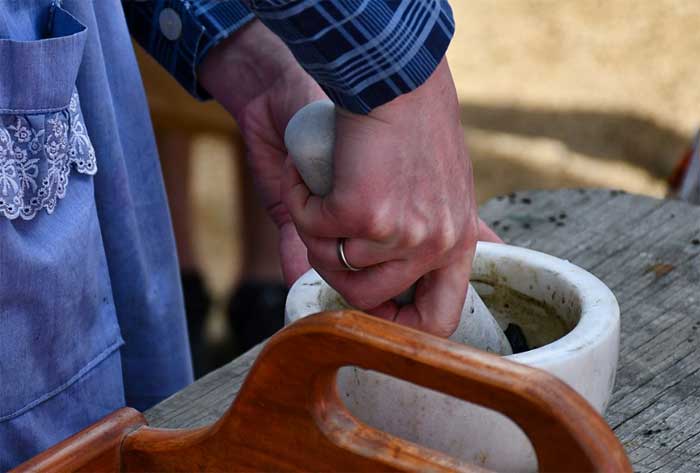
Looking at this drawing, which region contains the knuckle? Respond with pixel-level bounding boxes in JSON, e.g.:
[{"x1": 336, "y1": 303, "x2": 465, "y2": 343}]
[
  {"x1": 342, "y1": 279, "x2": 390, "y2": 310},
  {"x1": 400, "y1": 221, "x2": 428, "y2": 248},
  {"x1": 265, "y1": 202, "x2": 291, "y2": 228},
  {"x1": 307, "y1": 251, "x2": 334, "y2": 272},
  {"x1": 425, "y1": 313, "x2": 461, "y2": 338},
  {"x1": 293, "y1": 218, "x2": 315, "y2": 237},
  {"x1": 430, "y1": 322, "x2": 458, "y2": 338},
  {"x1": 432, "y1": 218, "x2": 458, "y2": 253},
  {"x1": 368, "y1": 220, "x2": 393, "y2": 241},
  {"x1": 360, "y1": 201, "x2": 393, "y2": 241},
  {"x1": 307, "y1": 254, "x2": 325, "y2": 271},
  {"x1": 342, "y1": 291, "x2": 376, "y2": 311},
  {"x1": 365, "y1": 216, "x2": 392, "y2": 241},
  {"x1": 336, "y1": 195, "x2": 395, "y2": 241}
]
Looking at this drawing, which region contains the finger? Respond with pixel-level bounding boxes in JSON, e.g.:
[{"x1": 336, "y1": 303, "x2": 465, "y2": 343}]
[
  {"x1": 391, "y1": 257, "x2": 472, "y2": 337},
  {"x1": 317, "y1": 260, "x2": 422, "y2": 311},
  {"x1": 281, "y1": 157, "x2": 349, "y2": 238},
  {"x1": 478, "y1": 218, "x2": 503, "y2": 243},
  {"x1": 302, "y1": 235, "x2": 404, "y2": 272},
  {"x1": 279, "y1": 221, "x2": 311, "y2": 286},
  {"x1": 364, "y1": 300, "x2": 400, "y2": 319}
]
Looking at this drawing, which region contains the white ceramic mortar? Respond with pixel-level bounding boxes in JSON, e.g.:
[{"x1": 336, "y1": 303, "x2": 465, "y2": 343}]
[{"x1": 284, "y1": 242, "x2": 620, "y2": 472}]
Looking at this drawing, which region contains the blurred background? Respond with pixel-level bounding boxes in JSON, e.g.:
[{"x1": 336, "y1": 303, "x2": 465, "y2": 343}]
[{"x1": 135, "y1": 0, "x2": 700, "y2": 374}]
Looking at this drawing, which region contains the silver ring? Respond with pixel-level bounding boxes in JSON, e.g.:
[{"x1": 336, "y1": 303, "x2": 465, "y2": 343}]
[{"x1": 337, "y1": 238, "x2": 361, "y2": 271}]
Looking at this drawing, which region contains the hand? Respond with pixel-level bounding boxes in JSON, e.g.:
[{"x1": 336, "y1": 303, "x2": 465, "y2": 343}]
[
  {"x1": 200, "y1": 24, "x2": 500, "y2": 336},
  {"x1": 283, "y1": 59, "x2": 485, "y2": 337},
  {"x1": 199, "y1": 20, "x2": 326, "y2": 284}
]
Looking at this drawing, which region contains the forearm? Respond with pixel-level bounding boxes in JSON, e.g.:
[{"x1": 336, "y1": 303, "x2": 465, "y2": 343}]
[
  {"x1": 123, "y1": 0, "x2": 255, "y2": 98},
  {"x1": 125, "y1": 0, "x2": 454, "y2": 116},
  {"x1": 198, "y1": 20, "x2": 299, "y2": 122}
]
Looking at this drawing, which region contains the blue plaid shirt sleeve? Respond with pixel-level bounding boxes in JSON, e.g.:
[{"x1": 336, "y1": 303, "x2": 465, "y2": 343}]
[
  {"x1": 124, "y1": 0, "x2": 455, "y2": 114},
  {"x1": 123, "y1": 1, "x2": 255, "y2": 99},
  {"x1": 247, "y1": 0, "x2": 455, "y2": 114}
]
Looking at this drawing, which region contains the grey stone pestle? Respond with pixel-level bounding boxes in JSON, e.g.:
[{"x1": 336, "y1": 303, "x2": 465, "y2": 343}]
[{"x1": 284, "y1": 100, "x2": 512, "y2": 355}]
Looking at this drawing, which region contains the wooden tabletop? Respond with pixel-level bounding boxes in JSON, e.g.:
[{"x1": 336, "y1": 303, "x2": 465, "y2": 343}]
[{"x1": 146, "y1": 189, "x2": 700, "y2": 472}]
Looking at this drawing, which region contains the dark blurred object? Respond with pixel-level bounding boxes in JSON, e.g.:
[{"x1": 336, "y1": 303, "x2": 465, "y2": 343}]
[
  {"x1": 668, "y1": 130, "x2": 700, "y2": 204},
  {"x1": 181, "y1": 270, "x2": 212, "y2": 378},
  {"x1": 504, "y1": 323, "x2": 529, "y2": 354},
  {"x1": 229, "y1": 282, "x2": 287, "y2": 356}
]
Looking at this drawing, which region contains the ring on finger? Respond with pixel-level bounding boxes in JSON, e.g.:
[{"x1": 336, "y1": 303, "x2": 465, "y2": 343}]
[{"x1": 337, "y1": 238, "x2": 362, "y2": 271}]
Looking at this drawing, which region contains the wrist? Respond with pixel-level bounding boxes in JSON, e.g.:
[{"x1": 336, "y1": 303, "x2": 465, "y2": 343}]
[
  {"x1": 198, "y1": 20, "x2": 299, "y2": 120},
  {"x1": 341, "y1": 58, "x2": 455, "y2": 121}
]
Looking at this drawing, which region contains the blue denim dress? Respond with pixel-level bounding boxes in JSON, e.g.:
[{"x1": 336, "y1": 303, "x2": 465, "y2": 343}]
[{"x1": 0, "y1": 1, "x2": 193, "y2": 468}]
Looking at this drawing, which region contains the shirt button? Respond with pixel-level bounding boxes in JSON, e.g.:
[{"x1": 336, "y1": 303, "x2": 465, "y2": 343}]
[{"x1": 159, "y1": 8, "x2": 182, "y2": 41}]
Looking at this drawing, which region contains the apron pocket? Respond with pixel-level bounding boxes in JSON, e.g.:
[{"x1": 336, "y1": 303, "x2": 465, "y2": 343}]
[
  {"x1": 0, "y1": 4, "x2": 87, "y2": 114},
  {"x1": 0, "y1": 5, "x2": 96, "y2": 220}
]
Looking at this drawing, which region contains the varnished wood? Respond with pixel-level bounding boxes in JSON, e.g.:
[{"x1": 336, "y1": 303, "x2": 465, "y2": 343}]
[
  {"x1": 122, "y1": 311, "x2": 629, "y2": 472},
  {"x1": 11, "y1": 408, "x2": 145, "y2": 473},
  {"x1": 12, "y1": 309, "x2": 630, "y2": 472}
]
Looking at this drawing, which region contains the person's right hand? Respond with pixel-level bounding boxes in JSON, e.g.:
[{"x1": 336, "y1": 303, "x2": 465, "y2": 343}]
[{"x1": 283, "y1": 59, "x2": 490, "y2": 337}]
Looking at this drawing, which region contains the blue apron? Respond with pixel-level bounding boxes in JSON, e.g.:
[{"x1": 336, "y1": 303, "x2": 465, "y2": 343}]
[{"x1": 0, "y1": 1, "x2": 193, "y2": 468}]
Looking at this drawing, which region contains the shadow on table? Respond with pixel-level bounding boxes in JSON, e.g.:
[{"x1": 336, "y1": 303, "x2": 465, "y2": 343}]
[{"x1": 460, "y1": 103, "x2": 691, "y2": 177}]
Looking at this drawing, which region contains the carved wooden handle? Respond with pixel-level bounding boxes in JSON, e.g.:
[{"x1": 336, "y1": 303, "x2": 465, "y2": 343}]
[
  {"x1": 121, "y1": 311, "x2": 631, "y2": 472},
  {"x1": 13, "y1": 311, "x2": 630, "y2": 472}
]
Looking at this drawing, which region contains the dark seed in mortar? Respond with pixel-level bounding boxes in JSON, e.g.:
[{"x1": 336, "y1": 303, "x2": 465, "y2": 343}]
[{"x1": 505, "y1": 323, "x2": 529, "y2": 354}]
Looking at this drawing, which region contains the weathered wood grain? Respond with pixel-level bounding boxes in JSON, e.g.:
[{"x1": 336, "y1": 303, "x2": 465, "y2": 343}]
[
  {"x1": 145, "y1": 343, "x2": 263, "y2": 429},
  {"x1": 146, "y1": 189, "x2": 700, "y2": 472},
  {"x1": 479, "y1": 189, "x2": 700, "y2": 473}
]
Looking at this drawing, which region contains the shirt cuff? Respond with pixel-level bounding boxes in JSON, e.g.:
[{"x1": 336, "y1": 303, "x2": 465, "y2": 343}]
[
  {"x1": 248, "y1": 0, "x2": 455, "y2": 114},
  {"x1": 124, "y1": 0, "x2": 255, "y2": 100}
]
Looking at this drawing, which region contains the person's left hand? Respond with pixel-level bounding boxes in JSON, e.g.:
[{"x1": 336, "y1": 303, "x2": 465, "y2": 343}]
[{"x1": 199, "y1": 20, "x2": 326, "y2": 284}]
